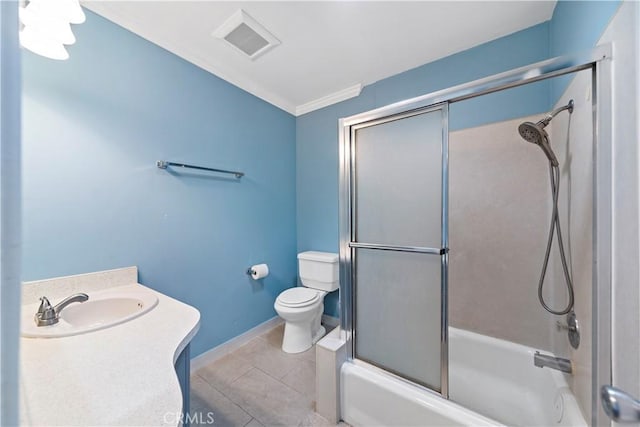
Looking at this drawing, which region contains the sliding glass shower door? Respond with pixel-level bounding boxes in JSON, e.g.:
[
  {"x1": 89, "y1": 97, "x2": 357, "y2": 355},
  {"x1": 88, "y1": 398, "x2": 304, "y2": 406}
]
[{"x1": 341, "y1": 103, "x2": 449, "y2": 395}]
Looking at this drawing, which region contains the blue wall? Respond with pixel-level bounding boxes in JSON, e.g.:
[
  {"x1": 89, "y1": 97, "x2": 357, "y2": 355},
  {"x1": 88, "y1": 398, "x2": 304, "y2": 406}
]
[{"x1": 22, "y1": 10, "x2": 297, "y2": 357}]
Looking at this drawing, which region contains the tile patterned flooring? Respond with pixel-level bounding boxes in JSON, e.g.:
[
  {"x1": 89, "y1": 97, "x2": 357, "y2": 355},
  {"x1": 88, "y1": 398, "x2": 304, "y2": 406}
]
[{"x1": 191, "y1": 323, "x2": 346, "y2": 427}]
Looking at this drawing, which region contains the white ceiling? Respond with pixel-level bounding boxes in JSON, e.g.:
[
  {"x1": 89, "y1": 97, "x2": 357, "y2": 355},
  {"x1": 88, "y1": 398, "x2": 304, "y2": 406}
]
[{"x1": 83, "y1": 1, "x2": 557, "y2": 116}]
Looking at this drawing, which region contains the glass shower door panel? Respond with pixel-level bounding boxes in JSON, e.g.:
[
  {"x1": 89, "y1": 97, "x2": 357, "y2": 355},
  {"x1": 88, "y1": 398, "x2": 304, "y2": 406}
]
[
  {"x1": 355, "y1": 248, "x2": 442, "y2": 390},
  {"x1": 354, "y1": 110, "x2": 443, "y2": 247}
]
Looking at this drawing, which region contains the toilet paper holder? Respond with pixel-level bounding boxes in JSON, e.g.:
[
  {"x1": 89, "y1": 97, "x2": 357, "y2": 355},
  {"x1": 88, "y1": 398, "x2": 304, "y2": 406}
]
[{"x1": 246, "y1": 264, "x2": 269, "y2": 279}]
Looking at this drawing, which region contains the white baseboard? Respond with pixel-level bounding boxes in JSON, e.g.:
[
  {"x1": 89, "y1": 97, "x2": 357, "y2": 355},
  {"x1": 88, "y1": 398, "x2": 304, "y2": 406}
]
[
  {"x1": 322, "y1": 315, "x2": 340, "y2": 328},
  {"x1": 191, "y1": 316, "x2": 283, "y2": 371}
]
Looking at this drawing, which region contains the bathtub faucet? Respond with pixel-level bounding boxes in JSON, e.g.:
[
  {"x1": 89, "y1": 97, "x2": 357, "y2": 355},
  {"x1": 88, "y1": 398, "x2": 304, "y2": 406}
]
[{"x1": 533, "y1": 351, "x2": 572, "y2": 374}]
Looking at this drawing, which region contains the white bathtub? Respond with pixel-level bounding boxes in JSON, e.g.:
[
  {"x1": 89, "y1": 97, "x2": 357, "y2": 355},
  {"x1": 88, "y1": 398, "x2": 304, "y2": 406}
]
[{"x1": 341, "y1": 328, "x2": 587, "y2": 427}]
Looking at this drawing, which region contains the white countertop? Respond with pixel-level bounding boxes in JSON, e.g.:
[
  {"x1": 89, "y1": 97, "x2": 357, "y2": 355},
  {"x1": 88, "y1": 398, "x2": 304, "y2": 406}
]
[{"x1": 19, "y1": 268, "x2": 200, "y2": 426}]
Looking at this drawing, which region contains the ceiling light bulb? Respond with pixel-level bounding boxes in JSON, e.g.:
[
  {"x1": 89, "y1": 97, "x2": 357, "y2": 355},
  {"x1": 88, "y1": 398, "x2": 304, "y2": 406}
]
[
  {"x1": 20, "y1": 26, "x2": 69, "y2": 60},
  {"x1": 20, "y1": 6, "x2": 76, "y2": 45}
]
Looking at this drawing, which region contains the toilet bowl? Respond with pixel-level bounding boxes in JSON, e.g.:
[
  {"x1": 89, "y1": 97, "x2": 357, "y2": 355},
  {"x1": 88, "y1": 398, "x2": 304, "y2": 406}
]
[
  {"x1": 274, "y1": 251, "x2": 339, "y2": 353},
  {"x1": 274, "y1": 287, "x2": 327, "y2": 353}
]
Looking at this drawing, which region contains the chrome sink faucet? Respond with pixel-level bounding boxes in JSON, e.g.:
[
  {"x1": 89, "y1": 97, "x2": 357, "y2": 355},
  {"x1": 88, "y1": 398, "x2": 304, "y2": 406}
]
[
  {"x1": 34, "y1": 293, "x2": 89, "y2": 326},
  {"x1": 534, "y1": 351, "x2": 573, "y2": 374}
]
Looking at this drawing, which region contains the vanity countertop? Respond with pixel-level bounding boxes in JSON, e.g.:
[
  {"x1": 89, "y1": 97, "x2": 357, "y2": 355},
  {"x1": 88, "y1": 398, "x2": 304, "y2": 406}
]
[{"x1": 19, "y1": 267, "x2": 200, "y2": 426}]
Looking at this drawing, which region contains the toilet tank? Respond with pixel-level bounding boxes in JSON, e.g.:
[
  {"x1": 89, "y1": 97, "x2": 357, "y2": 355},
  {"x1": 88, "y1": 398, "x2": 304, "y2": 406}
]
[{"x1": 298, "y1": 251, "x2": 339, "y2": 292}]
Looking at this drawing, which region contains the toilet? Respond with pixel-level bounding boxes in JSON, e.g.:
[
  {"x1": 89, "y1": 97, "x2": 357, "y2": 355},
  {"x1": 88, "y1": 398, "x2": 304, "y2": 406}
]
[{"x1": 274, "y1": 251, "x2": 339, "y2": 353}]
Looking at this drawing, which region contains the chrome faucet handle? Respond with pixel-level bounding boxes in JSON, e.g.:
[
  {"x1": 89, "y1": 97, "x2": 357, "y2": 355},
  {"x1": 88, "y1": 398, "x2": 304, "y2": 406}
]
[
  {"x1": 556, "y1": 312, "x2": 580, "y2": 349},
  {"x1": 36, "y1": 296, "x2": 52, "y2": 315},
  {"x1": 34, "y1": 293, "x2": 89, "y2": 327},
  {"x1": 35, "y1": 296, "x2": 57, "y2": 323}
]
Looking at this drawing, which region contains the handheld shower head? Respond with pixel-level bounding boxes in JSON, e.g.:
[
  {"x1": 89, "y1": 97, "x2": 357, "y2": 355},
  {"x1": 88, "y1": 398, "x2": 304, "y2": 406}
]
[
  {"x1": 520, "y1": 100, "x2": 577, "y2": 317},
  {"x1": 518, "y1": 121, "x2": 559, "y2": 166},
  {"x1": 517, "y1": 99, "x2": 573, "y2": 167}
]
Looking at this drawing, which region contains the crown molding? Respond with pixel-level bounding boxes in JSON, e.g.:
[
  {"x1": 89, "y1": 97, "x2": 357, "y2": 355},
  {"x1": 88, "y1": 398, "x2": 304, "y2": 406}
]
[{"x1": 295, "y1": 84, "x2": 363, "y2": 116}]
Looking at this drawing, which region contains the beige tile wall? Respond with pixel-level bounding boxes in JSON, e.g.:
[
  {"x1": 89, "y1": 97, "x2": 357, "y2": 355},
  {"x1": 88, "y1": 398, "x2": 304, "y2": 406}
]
[
  {"x1": 449, "y1": 101, "x2": 592, "y2": 361},
  {"x1": 449, "y1": 115, "x2": 560, "y2": 351}
]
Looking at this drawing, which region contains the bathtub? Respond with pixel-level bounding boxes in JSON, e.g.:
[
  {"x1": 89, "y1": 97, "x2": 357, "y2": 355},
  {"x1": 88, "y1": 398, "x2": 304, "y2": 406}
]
[{"x1": 341, "y1": 327, "x2": 587, "y2": 427}]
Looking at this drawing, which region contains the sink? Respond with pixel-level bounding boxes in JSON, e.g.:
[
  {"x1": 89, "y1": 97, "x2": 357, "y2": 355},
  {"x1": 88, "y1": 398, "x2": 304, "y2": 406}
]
[
  {"x1": 21, "y1": 288, "x2": 158, "y2": 338},
  {"x1": 61, "y1": 297, "x2": 149, "y2": 326}
]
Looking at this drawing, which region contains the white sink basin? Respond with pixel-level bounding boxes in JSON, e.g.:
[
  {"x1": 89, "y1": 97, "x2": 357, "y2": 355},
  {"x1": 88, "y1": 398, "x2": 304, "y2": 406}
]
[{"x1": 21, "y1": 288, "x2": 158, "y2": 338}]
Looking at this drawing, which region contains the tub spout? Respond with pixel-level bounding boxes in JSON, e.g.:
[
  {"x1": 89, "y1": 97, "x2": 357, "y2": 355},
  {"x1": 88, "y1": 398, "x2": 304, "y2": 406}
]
[{"x1": 534, "y1": 351, "x2": 572, "y2": 374}]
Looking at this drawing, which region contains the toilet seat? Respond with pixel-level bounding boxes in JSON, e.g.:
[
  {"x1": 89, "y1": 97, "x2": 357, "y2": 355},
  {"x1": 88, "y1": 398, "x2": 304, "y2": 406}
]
[{"x1": 276, "y1": 287, "x2": 320, "y2": 308}]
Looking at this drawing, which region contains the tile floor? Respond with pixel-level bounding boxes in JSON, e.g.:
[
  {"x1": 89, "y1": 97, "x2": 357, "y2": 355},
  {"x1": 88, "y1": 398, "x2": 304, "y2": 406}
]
[{"x1": 190, "y1": 323, "x2": 347, "y2": 427}]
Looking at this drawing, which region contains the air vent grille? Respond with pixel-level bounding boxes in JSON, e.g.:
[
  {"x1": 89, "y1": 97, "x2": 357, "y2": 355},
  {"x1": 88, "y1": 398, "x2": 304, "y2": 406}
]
[
  {"x1": 224, "y1": 23, "x2": 269, "y2": 57},
  {"x1": 213, "y1": 10, "x2": 280, "y2": 60}
]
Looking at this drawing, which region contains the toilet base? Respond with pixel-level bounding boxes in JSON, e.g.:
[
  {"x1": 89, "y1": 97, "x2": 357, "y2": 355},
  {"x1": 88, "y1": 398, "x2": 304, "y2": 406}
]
[{"x1": 281, "y1": 321, "x2": 326, "y2": 354}]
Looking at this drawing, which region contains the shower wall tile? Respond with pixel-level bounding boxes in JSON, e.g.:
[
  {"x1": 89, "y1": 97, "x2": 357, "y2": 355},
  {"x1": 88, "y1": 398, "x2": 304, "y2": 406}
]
[{"x1": 448, "y1": 115, "x2": 560, "y2": 351}]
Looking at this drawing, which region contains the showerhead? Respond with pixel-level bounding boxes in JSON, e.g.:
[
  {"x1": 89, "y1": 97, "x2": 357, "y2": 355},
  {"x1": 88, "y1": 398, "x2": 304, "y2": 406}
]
[
  {"x1": 517, "y1": 99, "x2": 574, "y2": 167},
  {"x1": 518, "y1": 121, "x2": 559, "y2": 166},
  {"x1": 518, "y1": 121, "x2": 548, "y2": 144}
]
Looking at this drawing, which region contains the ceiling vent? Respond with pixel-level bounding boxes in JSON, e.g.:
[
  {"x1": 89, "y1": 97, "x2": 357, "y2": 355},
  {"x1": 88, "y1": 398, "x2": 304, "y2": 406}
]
[{"x1": 213, "y1": 10, "x2": 280, "y2": 60}]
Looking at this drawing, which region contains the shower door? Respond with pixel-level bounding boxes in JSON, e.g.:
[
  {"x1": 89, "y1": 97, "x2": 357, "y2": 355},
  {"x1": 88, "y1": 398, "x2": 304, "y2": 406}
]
[{"x1": 340, "y1": 103, "x2": 449, "y2": 396}]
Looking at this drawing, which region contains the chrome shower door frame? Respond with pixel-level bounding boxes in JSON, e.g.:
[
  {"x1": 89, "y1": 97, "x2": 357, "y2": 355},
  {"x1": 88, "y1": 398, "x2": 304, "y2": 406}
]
[
  {"x1": 341, "y1": 103, "x2": 450, "y2": 397},
  {"x1": 339, "y1": 43, "x2": 612, "y2": 426}
]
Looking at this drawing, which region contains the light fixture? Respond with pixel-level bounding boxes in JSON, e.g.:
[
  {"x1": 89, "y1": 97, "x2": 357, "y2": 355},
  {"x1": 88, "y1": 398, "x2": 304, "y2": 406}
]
[
  {"x1": 19, "y1": 6, "x2": 76, "y2": 45},
  {"x1": 19, "y1": 0, "x2": 85, "y2": 61},
  {"x1": 19, "y1": 26, "x2": 69, "y2": 60},
  {"x1": 31, "y1": 0, "x2": 85, "y2": 25}
]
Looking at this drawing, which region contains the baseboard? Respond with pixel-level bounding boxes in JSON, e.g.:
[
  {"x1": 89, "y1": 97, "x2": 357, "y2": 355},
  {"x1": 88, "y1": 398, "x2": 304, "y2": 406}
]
[
  {"x1": 191, "y1": 316, "x2": 283, "y2": 371},
  {"x1": 322, "y1": 314, "x2": 340, "y2": 328}
]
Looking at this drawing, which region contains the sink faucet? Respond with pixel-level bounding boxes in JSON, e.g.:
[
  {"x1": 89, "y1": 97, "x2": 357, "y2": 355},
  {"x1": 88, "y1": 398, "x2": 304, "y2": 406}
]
[
  {"x1": 534, "y1": 351, "x2": 572, "y2": 374},
  {"x1": 34, "y1": 293, "x2": 89, "y2": 326}
]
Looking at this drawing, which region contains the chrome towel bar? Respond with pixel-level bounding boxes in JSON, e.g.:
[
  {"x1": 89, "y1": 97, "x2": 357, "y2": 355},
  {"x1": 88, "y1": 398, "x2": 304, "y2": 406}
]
[{"x1": 156, "y1": 160, "x2": 244, "y2": 178}]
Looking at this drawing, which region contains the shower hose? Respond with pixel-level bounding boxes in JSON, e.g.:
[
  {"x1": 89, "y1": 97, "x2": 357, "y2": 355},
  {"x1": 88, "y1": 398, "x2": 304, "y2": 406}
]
[{"x1": 537, "y1": 163, "x2": 575, "y2": 315}]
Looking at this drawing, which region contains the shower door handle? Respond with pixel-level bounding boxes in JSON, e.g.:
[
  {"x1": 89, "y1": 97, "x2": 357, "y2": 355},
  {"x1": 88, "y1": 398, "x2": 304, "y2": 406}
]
[{"x1": 601, "y1": 385, "x2": 640, "y2": 423}]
